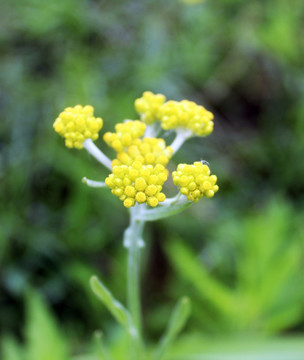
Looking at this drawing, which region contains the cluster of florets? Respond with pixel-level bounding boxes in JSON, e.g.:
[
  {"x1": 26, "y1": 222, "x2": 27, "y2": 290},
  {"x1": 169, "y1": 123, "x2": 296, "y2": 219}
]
[
  {"x1": 105, "y1": 162, "x2": 167, "y2": 208},
  {"x1": 54, "y1": 91, "x2": 219, "y2": 208},
  {"x1": 103, "y1": 121, "x2": 146, "y2": 152},
  {"x1": 134, "y1": 91, "x2": 166, "y2": 124},
  {"x1": 53, "y1": 105, "x2": 103, "y2": 149},
  {"x1": 103, "y1": 120, "x2": 172, "y2": 207},
  {"x1": 135, "y1": 92, "x2": 214, "y2": 137},
  {"x1": 159, "y1": 100, "x2": 214, "y2": 136},
  {"x1": 112, "y1": 138, "x2": 173, "y2": 167},
  {"x1": 172, "y1": 162, "x2": 219, "y2": 201}
]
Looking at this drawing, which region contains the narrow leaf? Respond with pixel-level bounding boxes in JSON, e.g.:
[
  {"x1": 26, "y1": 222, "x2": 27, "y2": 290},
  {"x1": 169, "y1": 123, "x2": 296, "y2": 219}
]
[
  {"x1": 153, "y1": 297, "x2": 191, "y2": 360},
  {"x1": 90, "y1": 276, "x2": 138, "y2": 339},
  {"x1": 94, "y1": 331, "x2": 112, "y2": 360},
  {"x1": 1, "y1": 336, "x2": 24, "y2": 360},
  {"x1": 166, "y1": 240, "x2": 234, "y2": 316},
  {"x1": 25, "y1": 290, "x2": 68, "y2": 360}
]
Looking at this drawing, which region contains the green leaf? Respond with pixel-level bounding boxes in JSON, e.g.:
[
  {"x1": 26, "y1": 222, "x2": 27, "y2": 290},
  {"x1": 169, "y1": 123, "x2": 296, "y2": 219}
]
[
  {"x1": 168, "y1": 334, "x2": 304, "y2": 360},
  {"x1": 1, "y1": 336, "x2": 24, "y2": 360},
  {"x1": 152, "y1": 297, "x2": 191, "y2": 360},
  {"x1": 90, "y1": 276, "x2": 138, "y2": 339},
  {"x1": 166, "y1": 240, "x2": 234, "y2": 317},
  {"x1": 93, "y1": 331, "x2": 112, "y2": 360},
  {"x1": 25, "y1": 291, "x2": 68, "y2": 360}
]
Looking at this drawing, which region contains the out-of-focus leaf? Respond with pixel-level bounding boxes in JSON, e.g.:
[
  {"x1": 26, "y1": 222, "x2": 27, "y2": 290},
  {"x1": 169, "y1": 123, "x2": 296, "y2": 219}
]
[
  {"x1": 168, "y1": 334, "x2": 304, "y2": 360},
  {"x1": 167, "y1": 198, "x2": 304, "y2": 333},
  {"x1": 180, "y1": 0, "x2": 207, "y2": 4},
  {"x1": 153, "y1": 297, "x2": 191, "y2": 360},
  {"x1": 25, "y1": 291, "x2": 69, "y2": 360},
  {"x1": 90, "y1": 276, "x2": 134, "y2": 334},
  {"x1": 1, "y1": 336, "x2": 24, "y2": 360},
  {"x1": 93, "y1": 331, "x2": 112, "y2": 360},
  {"x1": 166, "y1": 240, "x2": 234, "y2": 317}
]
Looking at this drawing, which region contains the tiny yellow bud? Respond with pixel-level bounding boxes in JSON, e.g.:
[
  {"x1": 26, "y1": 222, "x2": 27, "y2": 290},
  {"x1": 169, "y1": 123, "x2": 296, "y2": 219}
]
[
  {"x1": 124, "y1": 198, "x2": 135, "y2": 208},
  {"x1": 147, "y1": 197, "x2": 158, "y2": 207},
  {"x1": 114, "y1": 188, "x2": 123, "y2": 197},
  {"x1": 124, "y1": 185, "x2": 136, "y2": 197},
  {"x1": 157, "y1": 192, "x2": 166, "y2": 202},
  {"x1": 205, "y1": 190, "x2": 214, "y2": 198},
  {"x1": 135, "y1": 192, "x2": 147, "y2": 203},
  {"x1": 202, "y1": 181, "x2": 211, "y2": 190},
  {"x1": 145, "y1": 184, "x2": 157, "y2": 196},
  {"x1": 135, "y1": 178, "x2": 147, "y2": 191},
  {"x1": 188, "y1": 182, "x2": 196, "y2": 191}
]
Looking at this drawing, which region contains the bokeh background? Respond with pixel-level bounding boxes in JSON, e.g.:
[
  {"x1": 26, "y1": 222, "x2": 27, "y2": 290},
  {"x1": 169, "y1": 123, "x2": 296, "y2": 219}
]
[{"x1": 1, "y1": 0, "x2": 304, "y2": 359}]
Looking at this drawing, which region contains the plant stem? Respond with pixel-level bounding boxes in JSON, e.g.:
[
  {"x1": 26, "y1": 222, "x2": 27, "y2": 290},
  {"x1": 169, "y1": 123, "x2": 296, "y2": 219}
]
[
  {"x1": 83, "y1": 139, "x2": 112, "y2": 170},
  {"x1": 125, "y1": 205, "x2": 145, "y2": 357},
  {"x1": 170, "y1": 129, "x2": 192, "y2": 155},
  {"x1": 82, "y1": 177, "x2": 107, "y2": 188}
]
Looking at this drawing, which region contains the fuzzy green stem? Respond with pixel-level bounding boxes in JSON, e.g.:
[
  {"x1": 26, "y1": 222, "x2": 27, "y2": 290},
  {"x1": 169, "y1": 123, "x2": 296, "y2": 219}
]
[
  {"x1": 124, "y1": 205, "x2": 145, "y2": 358},
  {"x1": 127, "y1": 221, "x2": 144, "y2": 335}
]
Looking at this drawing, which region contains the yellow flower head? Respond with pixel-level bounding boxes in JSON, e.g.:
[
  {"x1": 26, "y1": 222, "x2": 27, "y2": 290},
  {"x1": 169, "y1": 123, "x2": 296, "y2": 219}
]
[
  {"x1": 134, "y1": 91, "x2": 166, "y2": 124},
  {"x1": 159, "y1": 100, "x2": 214, "y2": 136},
  {"x1": 172, "y1": 161, "x2": 219, "y2": 202},
  {"x1": 55, "y1": 93, "x2": 219, "y2": 210},
  {"x1": 105, "y1": 161, "x2": 168, "y2": 208},
  {"x1": 53, "y1": 105, "x2": 103, "y2": 149},
  {"x1": 103, "y1": 120, "x2": 146, "y2": 152},
  {"x1": 112, "y1": 137, "x2": 173, "y2": 167}
]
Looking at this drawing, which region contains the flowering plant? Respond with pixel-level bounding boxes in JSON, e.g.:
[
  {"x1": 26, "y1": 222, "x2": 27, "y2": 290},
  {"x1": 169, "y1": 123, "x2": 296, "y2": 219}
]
[{"x1": 53, "y1": 91, "x2": 219, "y2": 359}]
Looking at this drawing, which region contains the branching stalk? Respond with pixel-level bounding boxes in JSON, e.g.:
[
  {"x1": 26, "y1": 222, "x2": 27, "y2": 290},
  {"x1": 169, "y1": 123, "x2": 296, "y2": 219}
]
[
  {"x1": 83, "y1": 139, "x2": 112, "y2": 170},
  {"x1": 136, "y1": 196, "x2": 191, "y2": 222},
  {"x1": 170, "y1": 129, "x2": 192, "y2": 155},
  {"x1": 124, "y1": 205, "x2": 145, "y2": 359},
  {"x1": 82, "y1": 177, "x2": 107, "y2": 188}
]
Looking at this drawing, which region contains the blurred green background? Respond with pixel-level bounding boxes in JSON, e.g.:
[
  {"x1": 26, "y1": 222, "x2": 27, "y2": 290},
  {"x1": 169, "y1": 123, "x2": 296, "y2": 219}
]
[{"x1": 1, "y1": 0, "x2": 304, "y2": 359}]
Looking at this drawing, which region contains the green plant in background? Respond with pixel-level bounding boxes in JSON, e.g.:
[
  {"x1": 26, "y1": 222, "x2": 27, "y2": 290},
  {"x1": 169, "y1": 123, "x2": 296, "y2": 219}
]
[
  {"x1": 166, "y1": 198, "x2": 304, "y2": 334},
  {"x1": 52, "y1": 91, "x2": 219, "y2": 359},
  {"x1": 2, "y1": 287, "x2": 304, "y2": 360},
  {"x1": 2, "y1": 291, "x2": 68, "y2": 360},
  {"x1": 1, "y1": 0, "x2": 304, "y2": 357}
]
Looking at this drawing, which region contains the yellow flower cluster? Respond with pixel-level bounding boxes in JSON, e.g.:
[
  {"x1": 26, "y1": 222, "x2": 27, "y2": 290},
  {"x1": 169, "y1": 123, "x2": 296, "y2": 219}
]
[
  {"x1": 159, "y1": 100, "x2": 214, "y2": 136},
  {"x1": 134, "y1": 91, "x2": 166, "y2": 124},
  {"x1": 172, "y1": 161, "x2": 219, "y2": 202},
  {"x1": 105, "y1": 162, "x2": 168, "y2": 208},
  {"x1": 53, "y1": 105, "x2": 103, "y2": 149},
  {"x1": 54, "y1": 93, "x2": 219, "y2": 209},
  {"x1": 112, "y1": 138, "x2": 173, "y2": 167},
  {"x1": 103, "y1": 120, "x2": 146, "y2": 152},
  {"x1": 103, "y1": 118, "x2": 173, "y2": 207},
  {"x1": 134, "y1": 92, "x2": 214, "y2": 137}
]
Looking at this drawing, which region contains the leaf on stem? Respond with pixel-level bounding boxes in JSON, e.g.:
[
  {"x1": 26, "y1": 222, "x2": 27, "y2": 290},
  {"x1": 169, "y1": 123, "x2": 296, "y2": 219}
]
[
  {"x1": 137, "y1": 200, "x2": 191, "y2": 222},
  {"x1": 90, "y1": 276, "x2": 138, "y2": 339},
  {"x1": 166, "y1": 240, "x2": 234, "y2": 317},
  {"x1": 94, "y1": 331, "x2": 112, "y2": 360},
  {"x1": 152, "y1": 297, "x2": 191, "y2": 360}
]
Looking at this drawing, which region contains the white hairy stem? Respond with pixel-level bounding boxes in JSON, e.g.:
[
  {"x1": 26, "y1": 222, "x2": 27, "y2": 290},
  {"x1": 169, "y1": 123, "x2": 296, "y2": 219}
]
[{"x1": 83, "y1": 139, "x2": 112, "y2": 170}]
